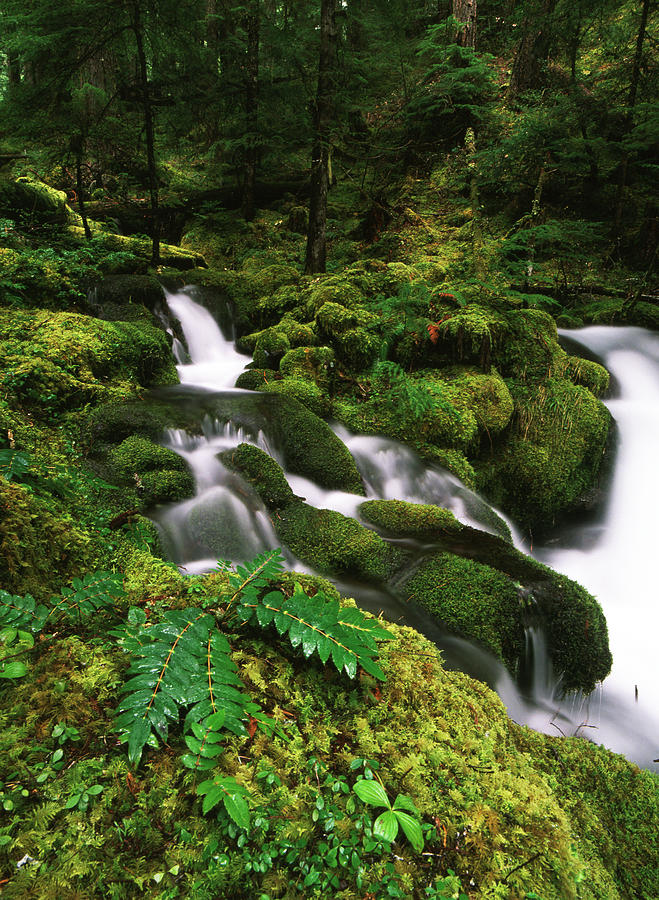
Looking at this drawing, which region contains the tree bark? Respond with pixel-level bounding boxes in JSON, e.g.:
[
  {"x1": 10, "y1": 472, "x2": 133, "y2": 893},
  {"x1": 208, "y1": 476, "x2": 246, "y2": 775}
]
[
  {"x1": 506, "y1": 0, "x2": 556, "y2": 99},
  {"x1": 242, "y1": 0, "x2": 260, "y2": 221},
  {"x1": 614, "y1": 0, "x2": 651, "y2": 234},
  {"x1": 304, "y1": 0, "x2": 337, "y2": 275},
  {"x1": 75, "y1": 143, "x2": 92, "y2": 240},
  {"x1": 453, "y1": 0, "x2": 477, "y2": 49},
  {"x1": 130, "y1": 0, "x2": 160, "y2": 266}
]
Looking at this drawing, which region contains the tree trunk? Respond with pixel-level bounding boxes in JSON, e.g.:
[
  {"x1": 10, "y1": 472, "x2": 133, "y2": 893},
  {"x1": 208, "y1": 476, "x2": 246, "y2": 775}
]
[
  {"x1": 304, "y1": 0, "x2": 337, "y2": 275},
  {"x1": 506, "y1": 0, "x2": 556, "y2": 99},
  {"x1": 75, "y1": 145, "x2": 92, "y2": 240},
  {"x1": 465, "y1": 128, "x2": 485, "y2": 277},
  {"x1": 242, "y1": 0, "x2": 260, "y2": 221},
  {"x1": 7, "y1": 53, "x2": 21, "y2": 85},
  {"x1": 615, "y1": 0, "x2": 651, "y2": 234},
  {"x1": 453, "y1": 0, "x2": 477, "y2": 49},
  {"x1": 130, "y1": 0, "x2": 160, "y2": 266}
]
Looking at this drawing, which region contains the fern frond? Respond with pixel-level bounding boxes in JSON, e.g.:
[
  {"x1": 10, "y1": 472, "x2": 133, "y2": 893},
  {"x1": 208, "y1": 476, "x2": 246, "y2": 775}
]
[
  {"x1": 183, "y1": 629, "x2": 251, "y2": 738},
  {"x1": 196, "y1": 773, "x2": 250, "y2": 828},
  {"x1": 240, "y1": 584, "x2": 392, "y2": 680},
  {"x1": 220, "y1": 548, "x2": 287, "y2": 610},
  {"x1": 115, "y1": 608, "x2": 214, "y2": 765},
  {"x1": 0, "y1": 591, "x2": 49, "y2": 632},
  {"x1": 47, "y1": 571, "x2": 124, "y2": 624}
]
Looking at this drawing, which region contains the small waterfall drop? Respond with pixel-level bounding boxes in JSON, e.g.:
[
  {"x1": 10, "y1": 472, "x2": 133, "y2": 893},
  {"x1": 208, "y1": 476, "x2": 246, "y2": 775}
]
[{"x1": 165, "y1": 286, "x2": 250, "y2": 389}]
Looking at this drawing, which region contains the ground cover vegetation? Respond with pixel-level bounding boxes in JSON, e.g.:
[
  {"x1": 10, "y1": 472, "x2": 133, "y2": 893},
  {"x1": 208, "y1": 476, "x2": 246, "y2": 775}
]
[{"x1": 0, "y1": 0, "x2": 657, "y2": 896}]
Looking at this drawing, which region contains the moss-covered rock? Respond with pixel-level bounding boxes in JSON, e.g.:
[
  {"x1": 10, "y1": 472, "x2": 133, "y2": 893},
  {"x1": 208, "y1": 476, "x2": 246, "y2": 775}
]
[
  {"x1": 220, "y1": 443, "x2": 296, "y2": 509},
  {"x1": 478, "y1": 378, "x2": 611, "y2": 532},
  {"x1": 565, "y1": 355, "x2": 610, "y2": 396},
  {"x1": 401, "y1": 551, "x2": 525, "y2": 670},
  {"x1": 0, "y1": 478, "x2": 94, "y2": 598},
  {"x1": 279, "y1": 345, "x2": 335, "y2": 383},
  {"x1": 257, "y1": 376, "x2": 330, "y2": 417},
  {"x1": 91, "y1": 274, "x2": 164, "y2": 314},
  {"x1": 264, "y1": 395, "x2": 364, "y2": 494},
  {"x1": 315, "y1": 301, "x2": 381, "y2": 370},
  {"x1": 359, "y1": 499, "x2": 462, "y2": 538},
  {"x1": 276, "y1": 501, "x2": 404, "y2": 581},
  {"x1": 140, "y1": 469, "x2": 195, "y2": 506},
  {"x1": 108, "y1": 435, "x2": 190, "y2": 479},
  {"x1": 252, "y1": 329, "x2": 291, "y2": 369}
]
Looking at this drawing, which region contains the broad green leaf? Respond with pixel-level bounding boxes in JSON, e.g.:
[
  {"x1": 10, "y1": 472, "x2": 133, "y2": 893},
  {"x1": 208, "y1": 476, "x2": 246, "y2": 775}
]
[
  {"x1": 0, "y1": 661, "x2": 28, "y2": 679},
  {"x1": 223, "y1": 792, "x2": 250, "y2": 829},
  {"x1": 374, "y1": 809, "x2": 399, "y2": 843},
  {"x1": 352, "y1": 779, "x2": 390, "y2": 808},
  {"x1": 394, "y1": 810, "x2": 424, "y2": 852},
  {"x1": 393, "y1": 793, "x2": 419, "y2": 815}
]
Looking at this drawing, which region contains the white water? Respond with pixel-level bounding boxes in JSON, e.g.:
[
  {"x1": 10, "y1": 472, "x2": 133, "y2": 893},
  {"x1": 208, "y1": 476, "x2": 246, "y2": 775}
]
[
  {"x1": 527, "y1": 327, "x2": 659, "y2": 766},
  {"x1": 166, "y1": 287, "x2": 250, "y2": 389},
  {"x1": 156, "y1": 290, "x2": 658, "y2": 768}
]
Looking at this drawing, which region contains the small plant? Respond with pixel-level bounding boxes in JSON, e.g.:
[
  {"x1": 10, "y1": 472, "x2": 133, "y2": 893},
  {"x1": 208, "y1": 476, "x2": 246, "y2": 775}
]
[{"x1": 352, "y1": 775, "x2": 424, "y2": 852}]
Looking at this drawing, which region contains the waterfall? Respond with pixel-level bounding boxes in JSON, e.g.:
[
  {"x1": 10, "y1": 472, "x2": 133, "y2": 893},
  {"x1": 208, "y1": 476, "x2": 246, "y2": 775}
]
[{"x1": 154, "y1": 289, "x2": 658, "y2": 769}]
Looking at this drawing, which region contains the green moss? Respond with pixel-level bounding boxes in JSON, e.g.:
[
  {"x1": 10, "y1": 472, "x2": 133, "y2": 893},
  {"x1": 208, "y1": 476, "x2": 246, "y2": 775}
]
[
  {"x1": 265, "y1": 395, "x2": 364, "y2": 494},
  {"x1": 140, "y1": 469, "x2": 195, "y2": 506},
  {"x1": 315, "y1": 301, "x2": 381, "y2": 370},
  {"x1": 0, "y1": 478, "x2": 94, "y2": 598},
  {"x1": 438, "y1": 365, "x2": 515, "y2": 433},
  {"x1": 257, "y1": 376, "x2": 330, "y2": 417},
  {"x1": 279, "y1": 345, "x2": 335, "y2": 383},
  {"x1": 276, "y1": 501, "x2": 404, "y2": 582},
  {"x1": 304, "y1": 274, "x2": 367, "y2": 314},
  {"x1": 0, "y1": 176, "x2": 81, "y2": 226},
  {"x1": 234, "y1": 368, "x2": 279, "y2": 389},
  {"x1": 359, "y1": 499, "x2": 462, "y2": 539},
  {"x1": 92, "y1": 274, "x2": 164, "y2": 311},
  {"x1": 565, "y1": 355, "x2": 610, "y2": 396},
  {"x1": 108, "y1": 435, "x2": 190, "y2": 479},
  {"x1": 400, "y1": 552, "x2": 525, "y2": 670},
  {"x1": 478, "y1": 378, "x2": 611, "y2": 532},
  {"x1": 252, "y1": 329, "x2": 291, "y2": 369},
  {"x1": 220, "y1": 443, "x2": 296, "y2": 509},
  {"x1": 66, "y1": 226, "x2": 204, "y2": 269},
  {"x1": 496, "y1": 307, "x2": 565, "y2": 379}
]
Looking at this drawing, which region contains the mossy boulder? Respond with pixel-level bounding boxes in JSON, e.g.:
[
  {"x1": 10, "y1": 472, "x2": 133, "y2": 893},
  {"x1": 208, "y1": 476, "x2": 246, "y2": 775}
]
[
  {"x1": 303, "y1": 274, "x2": 366, "y2": 314},
  {"x1": 263, "y1": 394, "x2": 364, "y2": 494},
  {"x1": 438, "y1": 365, "x2": 515, "y2": 434},
  {"x1": 257, "y1": 376, "x2": 330, "y2": 417},
  {"x1": 107, "y1": 435, "x2": 194, "y2": 506},
  {"x1": 252, "y1": 330, "x2": 291, "y2": 369},
  {"x1": 315, "y1": 301, "x2": 381, "y2": 370},
  {"x1": 478, "y1": 378, "x2": 611, "y2": 532},
  {"x1": 108, "y1": 435, "x2": 190, "y2": 479},
  {"x1": 276, "y1": 501, "x2": 404, "y2": 581},
  {"x1": 0, "y1": 478, "x2": 94, "y2": 598},
  {"x1": 220, "y1": 443, "x2": 296, "y2": 509},
  {"x1": 279, "y1": 345, "x2": 335, "y2": 383},
  {"x1": 235, "y1": 368, "x2": 279, "y2": 390},
  {"x1": 565, "y1": 355, "x2": 610, "y2": 396},
  {"x1": 401, "y1": 552, "x2": 526, "y2": 670},
  {"x1": 359, "y1": 499, "x2": 462, "y2": 539}
]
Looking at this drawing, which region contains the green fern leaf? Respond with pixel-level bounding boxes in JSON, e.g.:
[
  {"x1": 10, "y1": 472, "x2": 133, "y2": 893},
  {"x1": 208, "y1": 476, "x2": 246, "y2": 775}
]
[
  {"x1": 243, "y1": 584, "x2": 391, "y2": 680},
  {"x1": 0, "y1": 591, "x2": 49, "y2": 632}
]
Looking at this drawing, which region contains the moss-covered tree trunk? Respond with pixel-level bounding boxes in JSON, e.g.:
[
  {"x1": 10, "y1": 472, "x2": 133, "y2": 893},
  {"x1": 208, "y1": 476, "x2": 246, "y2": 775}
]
[
  {"x1": 506, "y1": 0, "x2": 556, "y2": 100},
  {"x1": 304, "y1": 0, "x2": 337, "y2": 275}
]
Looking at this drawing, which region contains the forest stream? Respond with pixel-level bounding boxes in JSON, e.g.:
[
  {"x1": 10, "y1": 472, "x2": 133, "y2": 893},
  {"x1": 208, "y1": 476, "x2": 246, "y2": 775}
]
[{"x1": 156, "y1": 286, "x2": 658, "y2": 772}]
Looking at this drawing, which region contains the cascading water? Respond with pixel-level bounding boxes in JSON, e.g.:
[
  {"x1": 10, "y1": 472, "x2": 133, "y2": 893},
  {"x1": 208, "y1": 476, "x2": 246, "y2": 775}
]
[
  {"x1": 528, "y1": 327, "x2": 659, "y2": 768},
  {"x1": 156, "y1": 288, "x2": 658, "y2": 769}
]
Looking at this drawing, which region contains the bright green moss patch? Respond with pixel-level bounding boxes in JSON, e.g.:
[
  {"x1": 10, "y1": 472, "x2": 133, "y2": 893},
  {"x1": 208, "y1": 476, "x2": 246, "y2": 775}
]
[
  {"x1": 359, "y1": 499, "x2": 462, "y2": 539},
  {"x1": 276, "y1": 501, "x2": 404, "y2": 582},
  {"x1": 220, "y1": 443, "x2": 296, "y2": 509},
  {"x1": 565, "y1": 355, "x2": 610, "y2": 396},
  {"x1": 0, "y1": 478, "x2": 95, "y2": 598},
  {"x1": 400, "y1": 552, "x2": 525, "y2": 670},
  {"x1": 478, "y1": 378, "x2": 611, "y2": 532}
]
